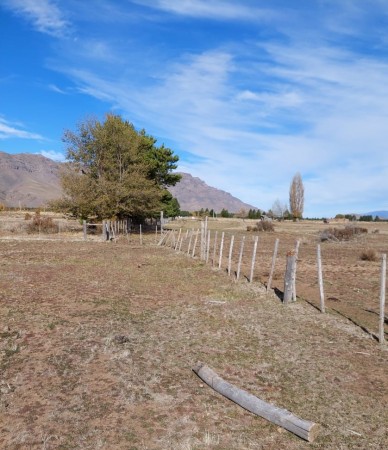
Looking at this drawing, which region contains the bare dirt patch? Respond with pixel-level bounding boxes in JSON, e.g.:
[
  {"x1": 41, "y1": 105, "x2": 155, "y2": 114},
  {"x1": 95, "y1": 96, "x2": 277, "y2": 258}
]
[{"x1": 1, "y1": 235, "x2": 387, "y2": 449}]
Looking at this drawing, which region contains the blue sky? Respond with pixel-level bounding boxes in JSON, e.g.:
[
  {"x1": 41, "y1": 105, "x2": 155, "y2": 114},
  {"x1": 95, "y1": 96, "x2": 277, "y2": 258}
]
[{"x1": 1, "y1": 0, "x2": 388, "y2": 217}]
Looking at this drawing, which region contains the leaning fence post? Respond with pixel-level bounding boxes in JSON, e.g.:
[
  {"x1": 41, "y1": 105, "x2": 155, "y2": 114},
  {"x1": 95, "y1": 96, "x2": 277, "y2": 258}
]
[
  {"x1": 236, "y1": 236, "x2": 245, "y2": 280},
  {"x1": 227, "y1": 235, "x2": 235, "y2": 276},
  {"x1": 379, "y1": 254, "x2": 386, "y2": 346},
  {"x1": 249, "y1": 236, "x2": 259, "y2": 283},
  {"x1": 83, "y1": 220, "x2": 87, "y2": 241},
  {"x1": 267, "y1": 238, "x2": 279, "y2": 292},
  {"x1": 284, "y1": 251, "x2": 296, "y2": 304},
  {"x1": 218, "y1": 232, "x2": 225, "y2": 269},
  {"x1": 317, "y1": 244, "x2": 325, "y2": 313}
]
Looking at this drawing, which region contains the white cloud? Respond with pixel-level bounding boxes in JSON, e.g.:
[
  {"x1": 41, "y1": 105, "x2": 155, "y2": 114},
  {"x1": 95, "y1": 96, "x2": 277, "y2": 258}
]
[
  {"x1": 38, "y1": 150, "x2": 66, "y2": 161},
  {"x1": 0, "y1": 118, "x2": 44, "y2": 140},
  {"x1": 133, "y1": 0, "x2": 276, "y2": 21},
  {"x1": 48, "y1": 84, "x2": 67, "y2": 94},
  {"x1": 2, "y1": 0, "x2": 70, "y2": 37}
]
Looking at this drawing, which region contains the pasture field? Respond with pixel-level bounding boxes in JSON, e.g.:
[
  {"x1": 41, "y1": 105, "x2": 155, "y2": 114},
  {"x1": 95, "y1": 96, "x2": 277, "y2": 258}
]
[
  {"x1": 0, "y1": 215, "x2": 387, "y2": 449},
  {"x1": 167, "y1": 217, "x2": 388, "y2": 341}
]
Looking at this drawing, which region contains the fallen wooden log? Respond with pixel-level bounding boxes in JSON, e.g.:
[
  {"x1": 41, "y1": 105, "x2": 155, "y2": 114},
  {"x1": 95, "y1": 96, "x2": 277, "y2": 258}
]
[{"x1": 192, "y1": 363, "x2": 319, "y2": 442}]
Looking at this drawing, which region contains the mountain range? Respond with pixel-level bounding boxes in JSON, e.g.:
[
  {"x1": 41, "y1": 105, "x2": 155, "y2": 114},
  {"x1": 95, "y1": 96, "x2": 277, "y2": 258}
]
[{"x1": 0, "y1": 151, "x2": 257, "y2": 212}]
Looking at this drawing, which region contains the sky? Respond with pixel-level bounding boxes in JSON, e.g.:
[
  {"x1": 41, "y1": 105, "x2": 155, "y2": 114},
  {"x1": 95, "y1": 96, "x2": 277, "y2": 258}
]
[{"x1": 1, "y1": 0, "x2": 388, "y2": 217}]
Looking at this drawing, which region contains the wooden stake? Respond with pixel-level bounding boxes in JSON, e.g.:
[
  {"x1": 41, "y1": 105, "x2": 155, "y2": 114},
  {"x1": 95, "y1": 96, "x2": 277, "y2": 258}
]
[
  {"x1": 236, "y1": 236, "x2": 245, "y2": 280},
  {"x1": 193, "y1": 363, "x2": 319, "y2": 442},
  {"x1": 317, "y1": 244, "x2": 325, "y2": 313},
  {"x1": 218, "y1": 232, "x2": 225, "y2": 269},
  {"x1": 83, "y1": 220, "x2": 87, "y2": 241},
  {"x1": 192, "y1": 229, "x2": 199, "y2": 257},
  {"x1": 249, "y1": 236, "x2": 259, "y2": 283},
  {"x1": 284, "y1": 252, "x2": 296, "y2": 304},
  {"x1": 212, "y1": 231, "x2": 218, "y2": 267},
  {"x1": 206, "y1": 230, "x2": 211, "y2": 263},
  {"x1": 379, "y1": 254, "x2": 386, "y2": 346},
  {"x1": 187, "y1": 229, "x2": 194, "y2": 255},
  {"x1": 267, "y1": 238, "x2": 279, "y2": 292},
  {"x1": 292, "y1": 240, "x2": 300, "y2": 301},
  {"x1": 227, "y1": 235, "x2": 235, "y2": 276}
]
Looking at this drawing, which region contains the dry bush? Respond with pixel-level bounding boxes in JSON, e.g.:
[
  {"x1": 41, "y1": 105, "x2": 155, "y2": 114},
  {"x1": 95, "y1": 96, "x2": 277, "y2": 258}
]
[
  {"x1": 253, "y1": 220, "x2": 274, "y2": 232},
  {"x1": 24, "y1": 212, "x2": 32, "y2": 220},
  {"x1": 0, "y1": 202, "x2": 5, "y2": 212},
  {"x1": 320, "y1": 225, "x2": 368, "y2": 242},
  {"x1": 26, "y1": 213, "x2": 58, "y2": 234},
  {"x1": 360, "y1": 249, "x2": 378, "y2": 262}
]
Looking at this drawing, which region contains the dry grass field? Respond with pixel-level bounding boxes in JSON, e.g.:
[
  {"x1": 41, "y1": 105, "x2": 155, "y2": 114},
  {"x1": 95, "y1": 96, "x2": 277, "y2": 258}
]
[{"x1": 0, "y1": 213, "x2": 387, "y2": 449}]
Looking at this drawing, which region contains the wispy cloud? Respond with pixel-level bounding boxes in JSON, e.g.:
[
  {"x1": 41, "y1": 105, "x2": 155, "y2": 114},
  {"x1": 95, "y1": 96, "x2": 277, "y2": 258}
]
[
  {"x1": 0, "y1": 118, "x2": 44, "y2": 140},
  {"x1": 38, "y1": 150, "x2": 66, "y2": 161},
  {"x1": 133, "y1": 0, "x2": 276, "y2": 21},
  {"x1": 48, "y1": 84, "x2": 67, "y2": 94},
  {"x1": 2, "y1": 0, "x2": 70, "y2": 37}
]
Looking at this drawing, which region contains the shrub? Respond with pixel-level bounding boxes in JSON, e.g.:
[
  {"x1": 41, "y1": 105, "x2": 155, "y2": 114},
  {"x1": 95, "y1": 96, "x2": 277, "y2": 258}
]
[
  {"x1": 320, "y1": 225, "x2": 367, "y2": 242},
  {"x1": 255, "y1": 220, "x2": 274, "y2": 232},
  {"x1": 360, "y1": 249, "x2": 378, "y2": 262},
  {"x1": 24, "y1": 212, "x2": 32, "y2": 220},
  {"x1": 0, "y1": 203, "x2": 5, "y2": 212},
  {"x1": 26, "y1": 213, "x2": 58, "y2": 234}
]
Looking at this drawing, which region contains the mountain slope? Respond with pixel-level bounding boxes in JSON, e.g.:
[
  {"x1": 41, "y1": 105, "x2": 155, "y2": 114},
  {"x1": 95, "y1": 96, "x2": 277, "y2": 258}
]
[
  {"x1": 169, "y1": 173, "x2": 257, "y2": 212},
  {"x1": 0, "y1": 152, "x2": 257, "y2": 212},
  {"x1": 0, "y1": 151, "x2": 62, "y2": 207}
]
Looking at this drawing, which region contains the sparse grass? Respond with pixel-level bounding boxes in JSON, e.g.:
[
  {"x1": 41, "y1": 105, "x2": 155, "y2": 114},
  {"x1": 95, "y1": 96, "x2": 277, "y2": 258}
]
[{"x1": 0, "y1": 227, "x2": 387, "y2": 449}]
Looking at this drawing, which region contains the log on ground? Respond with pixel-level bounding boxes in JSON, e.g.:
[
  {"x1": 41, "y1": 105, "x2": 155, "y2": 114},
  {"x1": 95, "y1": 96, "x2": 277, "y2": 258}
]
[{"x1": 192, "y1": 362, "x2": 319, "y2": 442}]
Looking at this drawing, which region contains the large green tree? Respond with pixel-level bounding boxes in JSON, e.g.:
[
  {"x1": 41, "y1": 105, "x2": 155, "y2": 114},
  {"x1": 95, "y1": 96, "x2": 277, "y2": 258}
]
[{"x1": 56, "y1": 114, "x2": 181, "y2": 220}]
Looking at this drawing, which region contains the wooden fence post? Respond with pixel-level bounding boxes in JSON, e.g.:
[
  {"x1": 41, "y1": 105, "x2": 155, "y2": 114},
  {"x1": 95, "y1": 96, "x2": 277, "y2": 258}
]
[
  {"x1": 187, "y1": 229, "x2": 194, "y2": 255},
  {"x1": 175, "y1": 228, "x2": 182, "y2": 250},
  {"x1": 249, "y1": 236, "x2": 259, "y2": 283},
  {"x1": 267, "y1": 238, "x2": 279, "y2": 292},
  {"x1": 236, "y1": 236, "x2": 245, "y2": 280},
  {"x1": 206, "y1": 230, "x2": 211, "y2": 263},
  {"x1": 292, "y1": 240, "x2": 300, "y2": 301},
  {"x1": 83, "y1": 220, "x2": 87, "y2": 241},
  {"x1": 192, "y1": 229, "x2": 199, "y2": 258},
  {"x1": 139, "y1": 225, "x2": 143, "y2": 245},
  {"x1": 227, "y1": 235, "x2": 235, "y2": 276},
  {"x1": 317, "y1": 244, "x2": 325, "y2": 313},
  {"x1": 284, "y1": 252, "x2": 296, "y2": 304},
  {"x1": 218, "y1": 232, "x2": 225, "y2": 269},
  {"x1": 379, "y1": 254, "x2": 386, "y2": 346},
  {"x1": 212, "y1": 231, "x2": 218, "y2": 267},
  {"x1": 102, "y1": 220, "x2": 106, "y2": 241}
]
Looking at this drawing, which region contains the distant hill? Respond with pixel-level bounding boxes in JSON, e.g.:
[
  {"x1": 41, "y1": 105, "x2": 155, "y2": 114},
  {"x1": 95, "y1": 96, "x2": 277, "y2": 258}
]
[
  {"x1": 0, "y1": 151, "x2": 62, "y2": 207},
  {"x1": 169, "y1": 172, "x2": 257, "y2": 213},
  {"x1": 0, "y1": 152, "x2": 258, "y2": 212}
]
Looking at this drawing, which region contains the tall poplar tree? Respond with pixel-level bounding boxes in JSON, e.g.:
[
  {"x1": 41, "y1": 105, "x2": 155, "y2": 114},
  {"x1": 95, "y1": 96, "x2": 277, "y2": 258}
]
[{"x1": 289, "y1": 172, "x2": 304, "y2": 219}]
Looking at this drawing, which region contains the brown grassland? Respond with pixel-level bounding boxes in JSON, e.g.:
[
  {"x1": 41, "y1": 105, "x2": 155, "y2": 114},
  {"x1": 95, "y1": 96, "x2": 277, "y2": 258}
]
[{"x1": 0, "y1": 213, "x2": 387, "y2": 449}]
